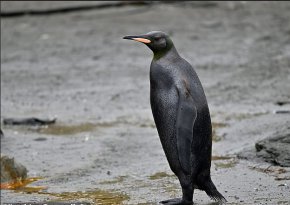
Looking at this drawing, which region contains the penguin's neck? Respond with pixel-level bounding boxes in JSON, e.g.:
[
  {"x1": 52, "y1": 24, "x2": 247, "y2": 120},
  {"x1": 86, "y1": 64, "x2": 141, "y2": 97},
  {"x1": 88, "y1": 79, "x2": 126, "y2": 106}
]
[{"x1": 153, "y1": 46, "x2": 180, "y2": 62}]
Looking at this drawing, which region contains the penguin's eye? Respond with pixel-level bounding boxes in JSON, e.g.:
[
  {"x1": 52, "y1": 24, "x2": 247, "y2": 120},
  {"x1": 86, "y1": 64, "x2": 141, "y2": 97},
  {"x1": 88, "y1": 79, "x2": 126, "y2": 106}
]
[{"x1": 154, "y1": 36, "x2": 162, "y2": 41}]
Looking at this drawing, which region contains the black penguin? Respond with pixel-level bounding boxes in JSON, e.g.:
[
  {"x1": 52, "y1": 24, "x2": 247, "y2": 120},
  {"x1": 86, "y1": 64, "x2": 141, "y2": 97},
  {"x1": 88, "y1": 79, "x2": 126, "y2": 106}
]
[{"x1": 123, "y1": 31, "x2": 226, "y2": 205}]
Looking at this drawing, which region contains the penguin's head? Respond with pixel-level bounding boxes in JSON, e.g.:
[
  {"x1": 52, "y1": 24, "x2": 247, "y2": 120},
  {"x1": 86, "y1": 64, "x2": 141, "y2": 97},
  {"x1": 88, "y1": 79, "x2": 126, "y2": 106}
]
[{"x1": 123, "y1": 31, "x2": 174, "y2": 55}]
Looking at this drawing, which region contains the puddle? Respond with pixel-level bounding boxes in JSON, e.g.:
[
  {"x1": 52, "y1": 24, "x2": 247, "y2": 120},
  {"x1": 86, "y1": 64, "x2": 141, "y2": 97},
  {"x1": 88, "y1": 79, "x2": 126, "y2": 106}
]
[
  {"x1": 28, "y1": 121, "x2": 118, "y2": 135},
  {"x1": 0, "y1": 177, "x2": 46, "y2": 192},
  {"x1": 149, "y1": 172, "x2": 173, "y2": 180},
  {"x1": 3, "y1": 122, "x2": 99, "y2": 136},
  {"x1": 46, "y1": 189, "x2": 130, "y2": 205},
  {"x1": 35, "y1": 123, "x2": 97, "y2": 135}
]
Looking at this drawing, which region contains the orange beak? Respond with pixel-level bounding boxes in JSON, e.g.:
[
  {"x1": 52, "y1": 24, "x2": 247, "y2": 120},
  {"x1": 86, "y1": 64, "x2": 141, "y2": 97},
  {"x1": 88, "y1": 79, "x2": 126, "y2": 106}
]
[
  {"x1": 123, "y1": 35, "x2": 151, "y2": 44},
  {"x1": 131, "y1": 38, "x2": 151, "y2": 44}
]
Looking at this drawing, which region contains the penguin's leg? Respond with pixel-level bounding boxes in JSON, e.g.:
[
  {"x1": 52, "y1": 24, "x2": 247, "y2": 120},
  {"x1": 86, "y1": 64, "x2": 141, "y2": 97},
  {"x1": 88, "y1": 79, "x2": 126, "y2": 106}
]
[
  {"x1": 180, "y1": 173, "x2": 194, "y2": 204},
  {"x1": 160, "y1": 174, "x2": 193, "y2": 205}
]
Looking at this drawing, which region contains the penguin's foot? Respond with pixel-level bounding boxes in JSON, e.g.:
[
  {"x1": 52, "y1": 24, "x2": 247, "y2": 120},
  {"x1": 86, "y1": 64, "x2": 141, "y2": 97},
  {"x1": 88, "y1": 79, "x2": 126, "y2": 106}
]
[{"x1": 160, "y1": 198, "x2": 193, "y2": 205}]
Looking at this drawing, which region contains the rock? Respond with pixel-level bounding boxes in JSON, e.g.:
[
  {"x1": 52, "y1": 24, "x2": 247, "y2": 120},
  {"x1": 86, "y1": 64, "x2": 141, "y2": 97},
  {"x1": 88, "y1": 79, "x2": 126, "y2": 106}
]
[
  {"x1": 1, "y1": 155, "x2": 28, "y2": 183},
  {"x1": 3, "y1": 117, "x2": 56, "y2": 126},
  {"x1": 255, "y1": 134, "x2": 290, "y2": 167}
]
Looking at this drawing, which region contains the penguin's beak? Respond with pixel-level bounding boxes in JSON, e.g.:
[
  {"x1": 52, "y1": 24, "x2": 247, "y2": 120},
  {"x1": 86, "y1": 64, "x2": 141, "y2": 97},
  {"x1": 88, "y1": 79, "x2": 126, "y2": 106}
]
[{"x1": 123, "y1": 35, "x2": 151, "y2": 44}]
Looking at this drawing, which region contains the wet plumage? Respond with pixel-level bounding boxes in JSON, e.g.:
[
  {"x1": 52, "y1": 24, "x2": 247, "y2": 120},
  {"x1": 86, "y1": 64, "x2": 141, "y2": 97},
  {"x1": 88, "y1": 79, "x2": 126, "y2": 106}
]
[{"x1": 124, "y1": 31, "x2": 226, "y2": 205}]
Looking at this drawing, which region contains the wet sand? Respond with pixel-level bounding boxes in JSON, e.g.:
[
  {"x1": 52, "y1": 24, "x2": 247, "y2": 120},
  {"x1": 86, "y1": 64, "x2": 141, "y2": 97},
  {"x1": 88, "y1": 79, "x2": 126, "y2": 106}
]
[{"x1": 1, "y1": 1, "x2": 290, "y2": 204}]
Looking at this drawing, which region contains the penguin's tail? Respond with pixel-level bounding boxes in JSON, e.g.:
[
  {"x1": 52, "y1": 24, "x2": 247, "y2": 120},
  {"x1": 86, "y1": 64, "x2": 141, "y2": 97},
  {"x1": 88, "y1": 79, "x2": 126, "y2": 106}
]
[{"x1": 202, "y1": 179, "x2": 227, "y2": 204}]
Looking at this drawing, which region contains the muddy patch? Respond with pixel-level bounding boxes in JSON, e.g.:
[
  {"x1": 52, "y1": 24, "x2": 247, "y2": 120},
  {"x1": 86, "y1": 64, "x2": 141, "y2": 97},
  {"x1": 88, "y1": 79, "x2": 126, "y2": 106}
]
[
  {"x1": 249, "y1": 166, "x2": 287, "y2": 175},
  {"x1": 163, "y1": 183, "x2": 180, "y2": 198},
  {"x1": 12, "y1": 187, "x2": 130, "y2": 205},
  {"x1": 46, "y1": 189, "x2": 130, "y2": 205},
  {"x1": 99, "y1": 176, "x2": 127, "y2": 185},
  {"x1": 1, "y1": 177, "x2": 45, "y2": 192},
  {"x1": 249, "y1": 165, "x2": 290, "y2": 181},
  {"x1": 213, "y1": 156, "x2": 238, "y2": 169},
  {"x1": 212, "y1": 155, "x2": 236, "y2": 161},
  {"x1": 36, "y1": 123, "x2": 97, "y2": 135},
  {"x1": 149, "y1": 172, "x2": 173, "y2": 180},
  {"x1": 214, "y1": 160, "x2": 238, "y2": 169},
  {"x1": 2, "y1": 122, "x2": 99, "y2": 136}
]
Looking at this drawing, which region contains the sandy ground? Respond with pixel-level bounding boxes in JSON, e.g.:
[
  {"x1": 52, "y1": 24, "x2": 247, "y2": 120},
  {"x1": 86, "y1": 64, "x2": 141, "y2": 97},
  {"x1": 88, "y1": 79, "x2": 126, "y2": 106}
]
[{"x1": 1, "y1": 1, "x2": 290, "y2": 204}]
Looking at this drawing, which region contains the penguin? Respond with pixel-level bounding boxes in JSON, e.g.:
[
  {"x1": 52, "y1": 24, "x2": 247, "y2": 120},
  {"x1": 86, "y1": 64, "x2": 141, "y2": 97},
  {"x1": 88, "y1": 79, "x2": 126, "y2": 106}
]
[{"x1": 123, "y1": 31, "x2": 226, "y2": 205}]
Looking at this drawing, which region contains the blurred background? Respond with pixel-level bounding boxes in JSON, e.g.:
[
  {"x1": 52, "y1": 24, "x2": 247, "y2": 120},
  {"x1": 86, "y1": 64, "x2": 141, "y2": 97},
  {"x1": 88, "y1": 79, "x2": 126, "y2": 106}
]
[{"x1": 1, "y1": 1, "x2": 290, "y2": 204}]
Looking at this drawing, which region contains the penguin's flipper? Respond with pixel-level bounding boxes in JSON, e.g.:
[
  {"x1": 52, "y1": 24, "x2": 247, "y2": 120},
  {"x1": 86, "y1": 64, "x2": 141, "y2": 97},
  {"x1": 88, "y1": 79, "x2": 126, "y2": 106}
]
[{"x1": 176, "y1": 84, "x2": 197, "y2": 175}]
